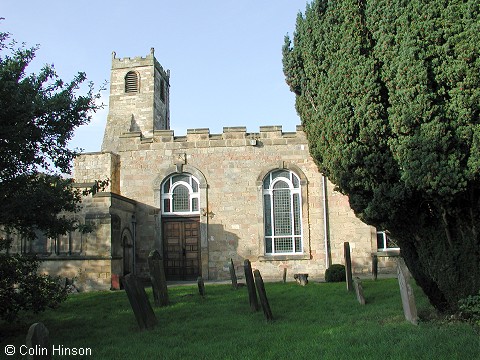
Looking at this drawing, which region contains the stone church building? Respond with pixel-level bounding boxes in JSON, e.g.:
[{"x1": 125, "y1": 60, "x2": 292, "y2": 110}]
[{"x1": 10, "y1": 49, "x2": 399, "y2": 290}]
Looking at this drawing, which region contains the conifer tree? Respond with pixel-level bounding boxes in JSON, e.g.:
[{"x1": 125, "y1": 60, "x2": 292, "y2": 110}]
[{"x1": 283, "y1": 0, "x2": 480, "y2": 311}]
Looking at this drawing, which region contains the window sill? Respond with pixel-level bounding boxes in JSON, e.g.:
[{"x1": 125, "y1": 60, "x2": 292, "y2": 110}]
[
  {"x1": 258, "y1": 254, "x2": 310, "y2": 261},
  {"x1": 34, "y1": 254, "x2": 119, "y2": 261},
  {"x1": 372, "y1": 249, "x2": 400, "y2": 257}
]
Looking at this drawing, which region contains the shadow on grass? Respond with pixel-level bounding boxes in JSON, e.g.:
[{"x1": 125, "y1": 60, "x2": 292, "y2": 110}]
[{"x1": 2, "y1": 279, "x2": 478, "y2": 360}]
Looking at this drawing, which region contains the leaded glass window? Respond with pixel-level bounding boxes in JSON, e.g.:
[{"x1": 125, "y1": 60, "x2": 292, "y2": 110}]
[
  {"x1": 161, "y1": 173, "x2": 200, "y2": 215},
  {"x1": 172, "y1": 185, "x2": 189, "y2": 212},
  {"x1": 263, "y1": 170, "x2": 303, "y2": 254}
]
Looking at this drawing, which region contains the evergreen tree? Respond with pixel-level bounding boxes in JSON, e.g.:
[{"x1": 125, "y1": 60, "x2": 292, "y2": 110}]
[{"x1": 283, "y1": 0, "x2": 480, "y2": 311}]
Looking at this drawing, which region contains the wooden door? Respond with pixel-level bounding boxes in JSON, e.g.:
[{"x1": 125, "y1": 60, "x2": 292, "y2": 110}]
[{"x1": 163, "y1": 219, "x2": 200, "y2": 280}]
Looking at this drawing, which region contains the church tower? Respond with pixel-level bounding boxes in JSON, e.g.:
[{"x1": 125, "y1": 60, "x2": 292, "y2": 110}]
[{"x1": 101, "y1": 48, "x2": 170, "y2": 152}]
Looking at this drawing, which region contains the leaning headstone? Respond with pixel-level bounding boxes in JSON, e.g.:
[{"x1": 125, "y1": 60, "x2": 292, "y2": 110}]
[
  {"x1": 197, "y1": 276, "x2": 206, "y2": 297},
  {"x1": 244, "y1": 259, "x2": 259, "y2": 311},
  {"x1": 229, "y1": 258, "x2": 238, "y2": 289},
  {"x1": 122, "y1": 274, "x2": 158, "y2": 330},
  {"x1": 294, "y1": 273, "x2": 309, "y2": 286},
  {"x1": 26, "y1": 322, "x2": 51, "y2": 360},
  {"x1": 344, "y1": 242, "x2": 354, "y2": 292},
  {"x1": 253, "y1": 270, "x2": 274, "y2": 322},
  {"x1": 396, "y1": 258, "x2": 418, "y2": 325},
  {"x1": 148, "y1": 250, "x2": 169, "y2": 306},
  {"x1": 282, "y1": 268, "x2": 287, "y2": 283},
  {"x1": 353, "y1": 277, "x2": 366, "y2": 305},
  {"x1": 372, "y1": 254, "x2": 378, "y2": 281}
]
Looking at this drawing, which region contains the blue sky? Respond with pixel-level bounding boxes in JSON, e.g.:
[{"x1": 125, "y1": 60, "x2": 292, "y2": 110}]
[{"x1": 2, "y1": 1, "x2": 307, "y2": 152}]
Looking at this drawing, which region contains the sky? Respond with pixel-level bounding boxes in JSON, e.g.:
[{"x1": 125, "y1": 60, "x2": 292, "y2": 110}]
[{"x1": 2, "y1": 1, "x2": 308, "y2": 152}]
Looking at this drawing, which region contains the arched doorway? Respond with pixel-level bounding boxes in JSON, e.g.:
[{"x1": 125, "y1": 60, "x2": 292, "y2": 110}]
[{"x1": 161, "y1": 173, "x2": 200, "y2": 280}]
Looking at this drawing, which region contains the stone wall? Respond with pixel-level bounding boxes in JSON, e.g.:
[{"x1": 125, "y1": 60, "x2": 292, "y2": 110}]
[
  {"x1": 5, "y1": 190, "x2": 137, "y2": 291},
  {"x1": 73, "y1": 152, "x2": 120, "y2": 193},
  {"x1": 78, "y1": 124, "x2": 377, "y2": 281},
  {"x1": 38, "y1": 258, "x2": 113, "y2": 291}
]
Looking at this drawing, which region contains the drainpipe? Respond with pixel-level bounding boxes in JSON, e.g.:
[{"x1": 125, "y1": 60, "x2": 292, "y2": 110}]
[
  {"x1": 322, "y1": 175, "x2": 331, "y2": 269},
  {"x1": 131, "y1": 214, "x2": 137, "y2": 275}
]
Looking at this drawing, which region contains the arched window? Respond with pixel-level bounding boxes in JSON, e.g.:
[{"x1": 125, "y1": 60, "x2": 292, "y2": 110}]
[
  {"x1": 263, "y1": 170, "x2": 303, "y2": 254},
  {"x1": 161, "y1": 173, "x2": 200, "y2": 215},
  {"x1": 125, "y1": 71, "x2": 139, "y2": 93}
]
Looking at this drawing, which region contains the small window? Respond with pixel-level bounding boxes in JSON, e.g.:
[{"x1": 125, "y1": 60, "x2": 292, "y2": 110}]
[
  {"x1": 161, "y1": 173, "x2": 200, "y2": 215},
  {"x1": 125, "y1": 71, "x2": 139, "y2": 93},
  {"x1": 376, "y1": 231, "x2": 399, "y2": 251},
  {"x1": 25, "y1": 230, "x2": 53, "y2": 255},
  {"x1": 160, "y1": 78, "x2": 166, "y2": 102}
]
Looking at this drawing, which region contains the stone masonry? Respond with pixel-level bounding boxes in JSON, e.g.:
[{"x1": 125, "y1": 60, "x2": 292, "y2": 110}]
[{"x1": 8, "y1": 50, "x2": 398, "y2": 290}]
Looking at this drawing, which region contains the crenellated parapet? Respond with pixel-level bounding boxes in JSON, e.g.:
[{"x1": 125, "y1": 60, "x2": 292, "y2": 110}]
[
  {"x1": 111, "y1": 48, "x2": 170, "y2": 80},
  {"x1": 118, "y1": 125, "x2": 307, "y2": 150}
]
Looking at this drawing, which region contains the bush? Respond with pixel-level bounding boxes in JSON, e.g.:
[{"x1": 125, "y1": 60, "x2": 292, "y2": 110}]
[
  {"x1": 0, "y1": 239, "x2": 68, "y2": 322},
  {"x1": 325, "y1": 264, "x2": 346, "y2": 283},
  {"x1": 458, "y1": 291, "x2": 480, "y2": 326}
]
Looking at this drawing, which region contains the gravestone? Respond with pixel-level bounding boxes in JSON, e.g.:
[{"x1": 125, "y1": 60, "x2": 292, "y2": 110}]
[
  {"x1": 244, "y1": 259, "x2": 259, "y2": 311},
  {"x1": 229, "y1": 258, "x2": 238, "y2": 289},
  {"x1": 344, "y1": 242, "x2": 354, "y2": 291},
  {"x1": 148, "y1": 250, "x2": 169, "y2": 306},
  {"x1": 294, "y1": 273, "x2": 309, "y2": 286},
  {"x1": 396, "y1": 258, "x2": 418, "y2": 325},
  {"x1": 26, "y1": 322, "x2": 51, "y2": 360},
  {"x1": 282, "y1": 268, "x2": 287, "y2": 283},
  {"x1": 197, "y1": 276, "x2": 205, "y2": 297},
  {"x1": 372, "y1": 254, "x2": 378, "y2": 281},
  {"x1": 253, "y1": 270, "x2": 274, "y2": 321},
  {"x1": 353, "y1": 277, "x2": 366, "y2": 305},
  {"x1": 122, "y1": 274, "x2": 158, "y2": 330}
]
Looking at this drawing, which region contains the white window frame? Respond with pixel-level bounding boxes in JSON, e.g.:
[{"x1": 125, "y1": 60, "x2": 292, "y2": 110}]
[
  {"x1": 263, "y1": 170, "x2": 303, "y2": 255},
  {"x1": 376, "y1": 231, "x2": 399, "y2": 251},
  {"x1": 161, "y1": 174, "x2": 200, "y2": 215}
]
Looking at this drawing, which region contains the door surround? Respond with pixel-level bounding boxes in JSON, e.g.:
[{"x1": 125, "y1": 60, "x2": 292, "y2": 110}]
[{"x1": 153, "y1": 164, "x2": 209, "y2": 279}]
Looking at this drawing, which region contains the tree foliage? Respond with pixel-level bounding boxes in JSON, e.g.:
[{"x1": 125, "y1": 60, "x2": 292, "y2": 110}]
[
  {"x1": 0, "y1": 31, "x2": 103, "y2": 321},
  {"x1": 0, "y1": 31, "x2": 103, "y2": 238},
  {"x1": 283, "y1": 0, "x2": 480, "y2": 311},
  {"x1": 0, "y1": 239, "x2": 68, "y2": 322}
]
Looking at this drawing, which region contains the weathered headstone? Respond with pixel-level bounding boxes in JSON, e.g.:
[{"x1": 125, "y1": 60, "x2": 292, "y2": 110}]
[
  {"x1": 353, "y1": 277, "x2": 366, "y2": 305},
  {"x1": 372, "y1": 254, "x2": 378, "y2": 281},
  {"x1": 244, "y1": 259, "x2": 259, "y2": 311},
  {"x1": 282, "y1": 268, "x2": 287, "y2": 283},
  {"x1": 294, "y1": 273, "x2": 309, "y2": 286},
  {"x1": 122, "y1": 274, "x2": 158, "y2": 330},
  {"x1": 396, "y1": 258, "x2": 418, "y2": 325},
  {"x1": 148, "y1": 249, "x2": 169, "y2": 306},
  {"x1": 26, "y1": 322, "x2": 51, "y2": 360},
  {"x1": 197, "y1": 276, "x2": 205, "y2": 297},
  {"x1": 344, "y1": 242, "x2": 354, "y2": 291},
  {"x1": 253, "y1": 270, "x2": 274, "y2": 321},
  {"x1": 229, "y1": 258, "x2": 238, "y2": 289}
]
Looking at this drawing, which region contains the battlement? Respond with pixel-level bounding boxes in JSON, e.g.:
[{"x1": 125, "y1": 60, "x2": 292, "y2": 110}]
[
  {"x1": 156, "y1": 125, "x2": 304, "y2": 141},
  {"x1": 111, "y1": 48, "x2": 169, "y2": 79},
  {"x1": 119, "y1": 125, "x2": 307, "y2": 150}
]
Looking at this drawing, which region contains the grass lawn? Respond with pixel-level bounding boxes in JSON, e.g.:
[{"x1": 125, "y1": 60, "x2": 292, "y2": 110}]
[{"x1": 1, "y1": 278, "x2": 479, "y2": 359}]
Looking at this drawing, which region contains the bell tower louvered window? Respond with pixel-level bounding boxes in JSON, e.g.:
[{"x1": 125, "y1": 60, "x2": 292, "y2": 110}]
[{"x1": 125, "y1": 71, "x2": 139, "y2": 93}]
